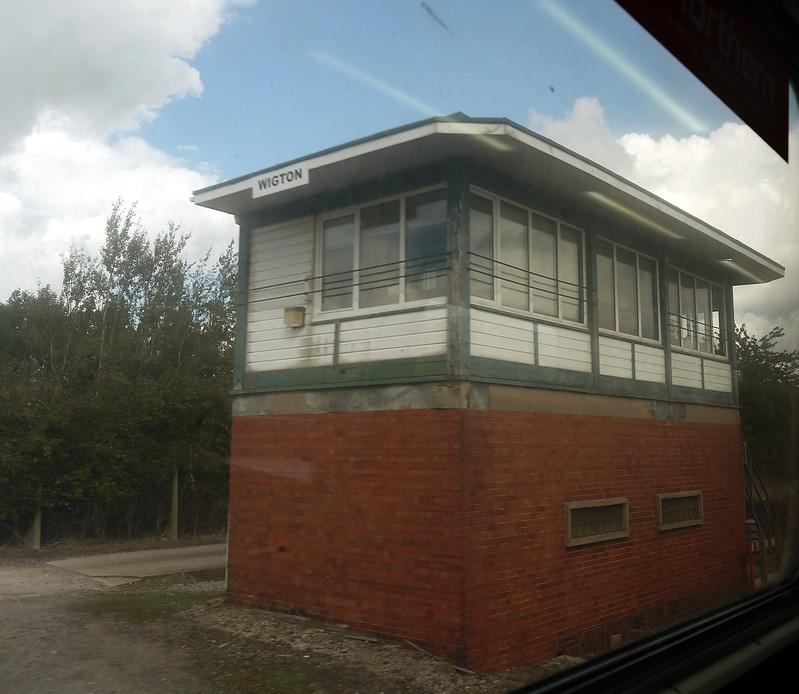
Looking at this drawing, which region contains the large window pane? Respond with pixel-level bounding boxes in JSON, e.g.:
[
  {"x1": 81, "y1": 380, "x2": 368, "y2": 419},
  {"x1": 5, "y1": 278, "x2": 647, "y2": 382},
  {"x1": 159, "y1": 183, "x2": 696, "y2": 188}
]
[
  {"x1": 596, "y1": 240, "x2": 615, "y2": 331},
  {"x1": 321, "y1": 215, "x2": 354, "y2": 311},
  {"x1": 405, "y1": 190, "x2": 447, "y2": 301},
  {"x1": 668, "y1": 268, "x2": 680, "y2": 347},
  {"x1": 559, "y1": 225, "x2": 582, "y2": 322},
  {"x1": 469, "y1": 194, "x2": 494, "y2": 300},
  {"x1": 695, "y1": 279, "x2": 711, "y2": 353},
  {"x1": 360, "y1": 201, "x2": 400, "y2": 308},
  {"x1": 712, "y1": 285, "x2": 727, "y2": 356},
  {"x1": 616, "y1": 247, "x2": 638, "y2": 336},
  {"x1": 638, "y1": 256, "x2": 658, "y2": 340},
  {"x1": 680, "y1": 273, "x2": 697, "y2": 350},
  {"x1": 531, "y1": 213, "x2": 557, "y2": 317},
  {"x1": 499, "y1": 202, "x2": 529, "y2": 310}
]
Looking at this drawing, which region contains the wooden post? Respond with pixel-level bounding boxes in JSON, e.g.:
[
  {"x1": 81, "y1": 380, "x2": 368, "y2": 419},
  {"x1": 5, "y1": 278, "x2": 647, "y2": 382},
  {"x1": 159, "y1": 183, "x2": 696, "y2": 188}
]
[
  {"x1": 169, "y1": 468, "x2": 179, "y2": 540},
  {"x1": 28, "y1": 505, "x2": 42, "y2": 550}
]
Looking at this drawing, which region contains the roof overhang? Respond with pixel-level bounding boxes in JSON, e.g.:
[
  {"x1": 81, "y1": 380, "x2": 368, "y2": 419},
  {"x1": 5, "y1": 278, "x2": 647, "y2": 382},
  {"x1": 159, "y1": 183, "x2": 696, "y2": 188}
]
[{"x1": 193, "y1": 116, "x2": 784, "y2": 286}]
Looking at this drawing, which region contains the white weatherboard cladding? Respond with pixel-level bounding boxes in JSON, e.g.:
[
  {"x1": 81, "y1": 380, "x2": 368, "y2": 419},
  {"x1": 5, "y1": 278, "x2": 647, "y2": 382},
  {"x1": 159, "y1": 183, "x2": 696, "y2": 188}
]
[
  {"x1": 470, "y1": 309, "x2": 534, "y2": 364},
  {"x1": 337, "y1": 308, "x2": 447, "y2": 364},
  {"x1": 246, "y1": 310, "x2": 335, "y2": 371},
  {"x1": 537, "y1": 323, "x2": 592, "y2": 373},
  {"x1": 671, "y1": 353, "x2": 703, "y2": 389},
  {"x1": 634, "y1": 344, "x2": 666, "y2": 383},
  {"x1": 598, "y1": 336, "x2": 633, "y2": 379},
  {"x1": 246, "y1": 218, "x2": 335, "y2": 371},
  {"x1": 248, "y1": 218, "x2": 313, "y2": 295},
  {"x1": 703, "y1": 358, "x2": 733, "y2": 392}
]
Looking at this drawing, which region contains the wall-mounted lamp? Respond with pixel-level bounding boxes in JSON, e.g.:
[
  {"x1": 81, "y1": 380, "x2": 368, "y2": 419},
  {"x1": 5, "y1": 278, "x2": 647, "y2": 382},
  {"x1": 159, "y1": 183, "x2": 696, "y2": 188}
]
[{"x1": 283, "y1": 306, "x2": 306, "y2": 328}]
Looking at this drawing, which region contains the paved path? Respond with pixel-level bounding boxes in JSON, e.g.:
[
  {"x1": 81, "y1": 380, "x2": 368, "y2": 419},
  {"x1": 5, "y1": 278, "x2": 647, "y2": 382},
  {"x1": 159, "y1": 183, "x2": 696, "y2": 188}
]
[{"x1": 48, "y1": 543, "x2": 227, "y2": 585}]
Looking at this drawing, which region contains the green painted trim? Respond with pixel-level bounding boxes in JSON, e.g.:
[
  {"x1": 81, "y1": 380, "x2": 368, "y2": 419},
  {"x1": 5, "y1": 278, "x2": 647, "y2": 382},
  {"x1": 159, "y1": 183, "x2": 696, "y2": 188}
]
[
  {"x1": 660, "y1": 255, "x2": 674, "y2": 400},
  {"x1": 672, "y1": 385, "x2": 736, "y2": 407},
  {"x1": 586, "y1": 231, "x2": 600, "y2": 390},
  {"x1": 242, "y1": 356, "x2": 448, "y2": 391},
  {"x1": 533, "y1": 321, "x2": 540, "y2": 365},
  {"x1": 470, "y1": 356, "x2": 593, "y2": 390},
  {"x1": 726, "y1": 284, "x2": 740, "y2": 405},
  {"x1": 470, "y1": 356, "x2": 734, "y2": 407},
  {"x1": 332, "y1": 321, "x2": 341, "y2": 366},
  {"x1": 233, "y1": 219, "x2": 251, "y2": 391},
  {"x1": 447, "y1": 163, "x2": 470, "y2": 379},
  {"x1": 598, "y1": 375, "x2": 668, "y2": 400}
]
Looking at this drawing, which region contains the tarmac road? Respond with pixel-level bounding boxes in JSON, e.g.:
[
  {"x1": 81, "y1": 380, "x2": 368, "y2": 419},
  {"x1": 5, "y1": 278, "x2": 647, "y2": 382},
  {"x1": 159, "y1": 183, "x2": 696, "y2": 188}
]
[{"x1": 48, "y1": 543, "x2": 227, "y2": 586}]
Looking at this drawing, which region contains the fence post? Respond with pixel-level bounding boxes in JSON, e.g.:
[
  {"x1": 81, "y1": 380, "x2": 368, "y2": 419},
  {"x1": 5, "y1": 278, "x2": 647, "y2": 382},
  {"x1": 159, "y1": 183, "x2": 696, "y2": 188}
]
[
  {"x1": 27, "y1": 505, "x2": 42, "y2": 550},
  {"x1": 169, "y1": 468, "x2": 179, "y2": 540}
]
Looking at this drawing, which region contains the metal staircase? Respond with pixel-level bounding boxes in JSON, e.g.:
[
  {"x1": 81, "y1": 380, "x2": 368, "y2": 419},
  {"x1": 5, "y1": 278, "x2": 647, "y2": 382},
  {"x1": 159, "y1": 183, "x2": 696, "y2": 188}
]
[{"x1": 743, "y1": 442, "x2": 779, "y2": 588}]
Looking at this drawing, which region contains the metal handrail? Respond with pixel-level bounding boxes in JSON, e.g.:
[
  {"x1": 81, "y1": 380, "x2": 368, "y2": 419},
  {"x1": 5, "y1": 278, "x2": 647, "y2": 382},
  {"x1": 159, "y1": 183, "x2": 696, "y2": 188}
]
[{"x1": 743, "y1": 442, "x2": 779, "y2": 554}]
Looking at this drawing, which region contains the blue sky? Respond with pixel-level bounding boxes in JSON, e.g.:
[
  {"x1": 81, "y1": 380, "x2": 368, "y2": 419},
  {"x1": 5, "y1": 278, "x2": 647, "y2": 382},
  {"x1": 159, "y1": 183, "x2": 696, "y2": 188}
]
[
  {"x1": 141, "y1": 0, "x2": 738, "y2": 179},
  {"x1": 0, "y1": 0, "x2": 796, "y2": 344}
]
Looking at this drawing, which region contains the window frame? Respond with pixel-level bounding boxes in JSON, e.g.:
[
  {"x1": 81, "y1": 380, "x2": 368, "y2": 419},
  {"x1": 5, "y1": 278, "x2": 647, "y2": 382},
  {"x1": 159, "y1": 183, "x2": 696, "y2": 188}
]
[
  {"x1": 657, "y1": 491, "x2": 704, "y2": 531},
  {"x1": 667, "y1": 266, "x2": 729, "y2": 361},
  {"x1": 314, "y1": 184, "x2": 449, "y2": 318},
  {"x1": 469, "y1": 186, "x2": 588, "y2": 328},
  {"x1": 595, "y1": 236, "x2": 661, "y2": 345},
  {"x1": 565, "y1": 497, "x2": 630, "y2": 547}
]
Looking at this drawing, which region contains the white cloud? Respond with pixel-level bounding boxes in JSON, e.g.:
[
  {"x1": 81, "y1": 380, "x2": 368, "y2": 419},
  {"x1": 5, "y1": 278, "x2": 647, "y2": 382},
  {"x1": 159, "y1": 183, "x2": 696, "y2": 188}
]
[
  {"x1": 531, "y1": 99, "x2": 799, "y2": 349},
  {"x1": 531, "y1": 97, "x2": 634, "y2": 178},
  {"x1": 0, "y1": 0, "x2": 247, "y2": 299},
  {"x1": 0, "y1": 1, "x2": 250, "y2": 149},
  {"x1": 0, "y1": 127, "x2": 236, "y2": 296}
]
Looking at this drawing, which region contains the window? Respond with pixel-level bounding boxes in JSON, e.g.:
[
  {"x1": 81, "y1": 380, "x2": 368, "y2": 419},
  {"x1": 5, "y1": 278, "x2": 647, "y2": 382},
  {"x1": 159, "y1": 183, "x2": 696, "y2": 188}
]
[
  {"x1": 359, "y1": 201, "x2": 400, "y2": 308},
  {"x1": 566, "y1": 498, "x2": 629, "y2": 547},
  {"x1": 469, "y1": 193, "x2": 494, "y2": 300},
  {"x1": 319, "y1": 188, "x2": 447, "y2": 312},
  {"x1": 469, "y1": 191, "x2": 586, "y2": 323},
  {"x1": 321, "y1": 215, "x2": 355, "y2": 311},
  {"x1": 499, "y1": 201, "x2": 530, "y2": 310},
  {"x1": 405, "y1": 190, "x2": 448, "y2": 301},
  {"x1": 667, "y1": 268, "x2": 727, "y2": 356},
  {"x1": 658, "y1": 492, "x2": 703, "y2": 531},
  {"x1": 596, "y1": 239, "x2": 659, "y2": 341}
]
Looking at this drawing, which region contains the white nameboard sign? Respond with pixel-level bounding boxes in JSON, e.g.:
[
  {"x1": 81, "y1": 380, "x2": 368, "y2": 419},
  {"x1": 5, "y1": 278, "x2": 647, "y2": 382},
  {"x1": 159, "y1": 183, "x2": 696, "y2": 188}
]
[{"x1": 252, "y1": 163, "x2": 309, "y2": 198}]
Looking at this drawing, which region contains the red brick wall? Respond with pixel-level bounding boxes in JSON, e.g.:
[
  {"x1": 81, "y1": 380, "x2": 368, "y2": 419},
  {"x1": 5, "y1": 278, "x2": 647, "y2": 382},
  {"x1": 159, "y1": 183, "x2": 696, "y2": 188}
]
[
  {"x1": 227, "y1": 410, "x2": 466, "y2": 660},
  {"x1": 227, "y1": 407, "x2": 747, "y2": 672},
  {"x1": 461, "y1": 410, "x2": 747, "y2": 671}
]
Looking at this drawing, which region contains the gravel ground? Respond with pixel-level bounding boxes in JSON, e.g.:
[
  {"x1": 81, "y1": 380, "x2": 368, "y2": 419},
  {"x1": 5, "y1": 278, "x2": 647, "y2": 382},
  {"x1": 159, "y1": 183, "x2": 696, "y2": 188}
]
[
  {"x1": 185, "y1": 602, "x2": 581, "y2": 694},
  {"x1": 0, "y1": 554, "x2": 579, "y2": 693}
]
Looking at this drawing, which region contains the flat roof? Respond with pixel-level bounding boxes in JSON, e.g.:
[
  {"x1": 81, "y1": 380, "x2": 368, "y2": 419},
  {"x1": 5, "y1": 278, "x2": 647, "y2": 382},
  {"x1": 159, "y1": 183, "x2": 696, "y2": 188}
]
[{"x1": 193, "y1": 113, "x2": 784, "y2": 285}]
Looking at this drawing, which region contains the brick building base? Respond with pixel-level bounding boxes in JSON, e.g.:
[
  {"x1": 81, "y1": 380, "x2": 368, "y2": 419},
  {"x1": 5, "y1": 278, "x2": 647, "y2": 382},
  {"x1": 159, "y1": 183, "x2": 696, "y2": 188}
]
[{"x1": 227, "y1": 399, "x2": 748, "y2": 671}]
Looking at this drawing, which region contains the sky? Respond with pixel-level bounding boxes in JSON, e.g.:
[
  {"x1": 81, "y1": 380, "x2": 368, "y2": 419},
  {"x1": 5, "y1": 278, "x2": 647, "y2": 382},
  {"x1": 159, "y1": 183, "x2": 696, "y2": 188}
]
[{"x1": 0, "y1": 0, "x2": 797, "y2": 347}]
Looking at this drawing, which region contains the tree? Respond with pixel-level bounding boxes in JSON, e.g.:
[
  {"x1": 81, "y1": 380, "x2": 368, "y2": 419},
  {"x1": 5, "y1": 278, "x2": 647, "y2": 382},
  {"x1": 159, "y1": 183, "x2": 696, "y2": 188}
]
[
  {"x1": 0, "y1": 202, "x2": 235, "y2": 543},
  {"x1": 735, "y1": 325, "x2": 799, "y2": 486}
]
